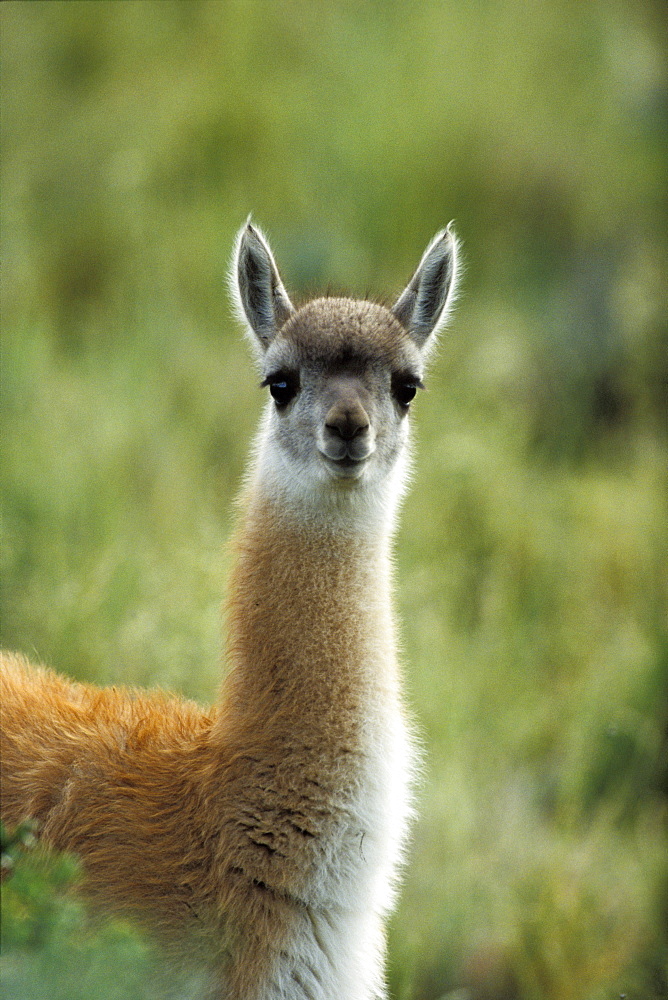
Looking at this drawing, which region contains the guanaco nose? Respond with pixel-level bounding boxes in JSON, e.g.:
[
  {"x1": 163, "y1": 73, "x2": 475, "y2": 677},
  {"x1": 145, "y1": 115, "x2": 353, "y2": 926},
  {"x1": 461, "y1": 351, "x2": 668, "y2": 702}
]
[{"x1": 325, "y1": 393, "x2": 370, "y2": 441}]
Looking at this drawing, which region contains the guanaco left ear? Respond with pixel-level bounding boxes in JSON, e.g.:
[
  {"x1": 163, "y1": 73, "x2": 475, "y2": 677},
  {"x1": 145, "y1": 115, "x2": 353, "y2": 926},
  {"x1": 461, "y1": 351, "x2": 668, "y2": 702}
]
[
  {"x1": 392, "y1": 225, "x2": 459, "y2": 352},
  {"x1": 233, "y1": 220, "x2": 295, "y2": 351}
]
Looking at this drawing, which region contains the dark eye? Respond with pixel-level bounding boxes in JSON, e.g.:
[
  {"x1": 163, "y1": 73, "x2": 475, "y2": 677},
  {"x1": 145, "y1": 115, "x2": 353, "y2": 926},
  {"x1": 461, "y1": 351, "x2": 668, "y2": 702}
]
[
  {"x1": 392, "y1": 375, "x2": 423, "y2": 409},
  {"x1": 263, "y1": 372, "x2": 300, "y2": 407}
]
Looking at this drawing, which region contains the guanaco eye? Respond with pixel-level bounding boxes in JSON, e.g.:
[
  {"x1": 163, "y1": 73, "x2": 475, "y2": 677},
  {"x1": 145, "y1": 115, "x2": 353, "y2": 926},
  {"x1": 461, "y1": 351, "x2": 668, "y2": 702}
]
[
  {"x1": 262, "y1": 372, "x2": 300, "y2": 407},
  {"x1": 392, "y1": 375, "x2": 424, "y2": 409}
]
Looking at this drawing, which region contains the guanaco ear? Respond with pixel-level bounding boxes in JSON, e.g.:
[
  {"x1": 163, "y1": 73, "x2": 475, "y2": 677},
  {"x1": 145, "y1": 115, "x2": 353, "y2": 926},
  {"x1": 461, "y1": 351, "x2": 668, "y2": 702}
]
[
  {"x1": 391, "y1": 225, "x2": 459, "y2": 351},
  {"x1": 232, "y1": 220, "x2": 295, "y2": 351}
]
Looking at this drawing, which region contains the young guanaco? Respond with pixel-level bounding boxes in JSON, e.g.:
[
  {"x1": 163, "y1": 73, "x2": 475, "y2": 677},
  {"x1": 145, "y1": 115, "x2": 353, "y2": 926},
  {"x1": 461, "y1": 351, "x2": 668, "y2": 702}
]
[{"x1": 1, "y1": 220, "x2": 459, "y2": 999}]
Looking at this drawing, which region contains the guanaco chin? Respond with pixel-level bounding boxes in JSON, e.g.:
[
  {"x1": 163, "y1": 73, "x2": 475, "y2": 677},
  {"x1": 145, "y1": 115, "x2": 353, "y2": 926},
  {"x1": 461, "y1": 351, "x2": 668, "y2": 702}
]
[{"x1": 1, "y1": 220, "x2": 459, "y2": 999}]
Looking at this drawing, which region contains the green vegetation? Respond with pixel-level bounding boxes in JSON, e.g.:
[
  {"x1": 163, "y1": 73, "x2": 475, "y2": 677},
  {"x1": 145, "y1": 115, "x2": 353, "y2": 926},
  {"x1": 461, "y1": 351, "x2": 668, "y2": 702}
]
[
  {"x1": 1, "y1": 2, "x2": 666, "y2": 998},
  {"x1": 0, "y1": 822, "x2": 206, "y2": 999}
]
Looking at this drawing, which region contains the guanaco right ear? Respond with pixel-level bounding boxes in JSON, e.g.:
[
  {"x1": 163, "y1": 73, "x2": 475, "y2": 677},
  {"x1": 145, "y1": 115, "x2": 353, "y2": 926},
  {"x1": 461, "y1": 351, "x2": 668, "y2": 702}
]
[
  {"x1": 232, "y1": 220, "x2": 295, "y2": 351},
  {"x1": 392, "y1": 225, "x2": 459, "y2": 353}
]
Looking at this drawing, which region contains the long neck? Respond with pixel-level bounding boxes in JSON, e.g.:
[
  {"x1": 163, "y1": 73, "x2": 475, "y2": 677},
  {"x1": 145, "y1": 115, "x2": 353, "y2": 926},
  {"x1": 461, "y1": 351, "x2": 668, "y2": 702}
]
[{"x1": 219, "y1": 482, "x2": 400, "y2": 744}]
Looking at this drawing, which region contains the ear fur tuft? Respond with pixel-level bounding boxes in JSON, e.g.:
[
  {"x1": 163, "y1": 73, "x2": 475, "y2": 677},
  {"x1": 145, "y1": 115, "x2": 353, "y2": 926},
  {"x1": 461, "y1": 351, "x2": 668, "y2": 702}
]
[
  {"x1": 230, "y1": 219, "x2": 294, "y2": 353},
  {"x1": 392, "y1": 226, "x2": 461, "y2": 352}
]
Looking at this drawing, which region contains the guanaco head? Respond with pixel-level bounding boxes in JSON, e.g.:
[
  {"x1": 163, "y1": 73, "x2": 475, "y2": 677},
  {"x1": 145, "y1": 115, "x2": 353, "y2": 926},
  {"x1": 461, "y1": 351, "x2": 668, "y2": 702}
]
[{"x1": 232, "y1": 221, "x2": 459, "y2": 515}]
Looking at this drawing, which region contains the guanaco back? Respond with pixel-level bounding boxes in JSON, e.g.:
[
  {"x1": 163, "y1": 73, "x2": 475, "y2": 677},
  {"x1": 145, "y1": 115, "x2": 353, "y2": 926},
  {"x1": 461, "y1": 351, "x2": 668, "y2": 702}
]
[{"x1": 1, "y1": 220, "x2": 459, "y2": 999}]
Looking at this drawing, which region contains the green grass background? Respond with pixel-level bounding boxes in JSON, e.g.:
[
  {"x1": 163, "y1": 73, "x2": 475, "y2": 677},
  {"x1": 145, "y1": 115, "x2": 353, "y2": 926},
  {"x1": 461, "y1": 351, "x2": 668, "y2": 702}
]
[{"x1": 1, "y1": 2, "x2": 666, "y2": 998}]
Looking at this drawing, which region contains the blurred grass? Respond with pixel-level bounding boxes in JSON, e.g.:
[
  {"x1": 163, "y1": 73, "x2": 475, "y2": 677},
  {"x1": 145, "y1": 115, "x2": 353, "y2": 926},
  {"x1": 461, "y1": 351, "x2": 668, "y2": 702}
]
[
  {"x1": 1, "y1": 822, "x2": 207, "y2": 1000},
  {"x1": 1, "y1": 2, "x2": 667, "y2": 998}
]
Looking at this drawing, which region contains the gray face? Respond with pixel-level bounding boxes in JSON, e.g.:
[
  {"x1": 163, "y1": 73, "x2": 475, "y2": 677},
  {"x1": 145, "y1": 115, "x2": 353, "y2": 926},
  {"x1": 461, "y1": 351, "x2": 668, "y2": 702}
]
[
  {"x1": 260, "y1": 298, "x2": 425, "y2": 488},
  {"x1": 233, "y1": 220, "x2": 459, "y2": 508}
]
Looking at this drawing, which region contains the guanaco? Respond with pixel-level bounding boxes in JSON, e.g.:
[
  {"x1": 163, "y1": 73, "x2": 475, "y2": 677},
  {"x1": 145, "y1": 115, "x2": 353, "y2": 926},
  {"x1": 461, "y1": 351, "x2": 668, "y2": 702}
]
[{"x1": 1, "y1": 220, "x2": 459, "y2": 999}]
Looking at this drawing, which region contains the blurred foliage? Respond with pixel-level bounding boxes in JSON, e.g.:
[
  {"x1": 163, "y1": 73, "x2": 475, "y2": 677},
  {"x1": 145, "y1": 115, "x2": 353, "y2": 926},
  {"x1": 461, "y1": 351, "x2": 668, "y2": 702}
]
[
  {"x1": 0, "y1": 823, "x2": 206, "y2": 999},
  {"x1": 1, "y1": 2, "x2": 666, "y2": 998}
]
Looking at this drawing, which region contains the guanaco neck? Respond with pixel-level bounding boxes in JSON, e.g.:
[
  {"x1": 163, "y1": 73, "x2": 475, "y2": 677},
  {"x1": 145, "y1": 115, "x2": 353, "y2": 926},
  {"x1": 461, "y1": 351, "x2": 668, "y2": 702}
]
[{"x1": 219, "y1": 476, "x2": 401, "y2": 746}]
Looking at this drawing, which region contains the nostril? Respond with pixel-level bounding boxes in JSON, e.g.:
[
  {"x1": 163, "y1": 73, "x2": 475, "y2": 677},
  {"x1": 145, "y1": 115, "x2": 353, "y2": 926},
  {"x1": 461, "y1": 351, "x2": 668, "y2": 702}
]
[
  {"x1": 327, "y1": 421, "x2": 367, "y2": 441},
  {"x1": 325, "y1": 407, "x2": 370, "y2": 441}
]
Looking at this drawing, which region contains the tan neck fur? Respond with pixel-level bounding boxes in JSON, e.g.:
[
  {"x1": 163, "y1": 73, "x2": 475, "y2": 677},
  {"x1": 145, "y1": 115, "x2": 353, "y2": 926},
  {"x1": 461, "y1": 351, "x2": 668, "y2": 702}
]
[{"x1": 220, "y1": 486, "x2": 398, "y2": 744}]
